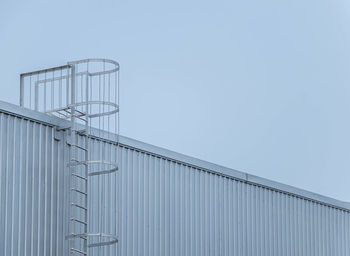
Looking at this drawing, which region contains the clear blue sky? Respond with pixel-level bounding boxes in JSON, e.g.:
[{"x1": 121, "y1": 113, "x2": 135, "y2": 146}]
[{"x1": 1, "y1": 0, "x2": 350, "y2": 201}]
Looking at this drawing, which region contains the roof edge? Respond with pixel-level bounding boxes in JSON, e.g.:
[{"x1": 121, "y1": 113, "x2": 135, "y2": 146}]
[{"x1": 1, "y1": 100, "x2": 350, "y2": 211}]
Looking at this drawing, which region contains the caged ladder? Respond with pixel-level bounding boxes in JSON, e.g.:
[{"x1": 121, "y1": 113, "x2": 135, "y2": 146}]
[{"x1": 20, "y1": 59, "x2": 120, "y2": 255}]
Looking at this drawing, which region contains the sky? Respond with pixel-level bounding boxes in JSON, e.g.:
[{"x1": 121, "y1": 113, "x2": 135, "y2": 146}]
[{"x1": 1, "y1": 0, "x2": 350, "y2": 202}]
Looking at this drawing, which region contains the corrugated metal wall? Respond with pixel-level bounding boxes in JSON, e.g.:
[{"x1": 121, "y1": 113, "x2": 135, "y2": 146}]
[
  {"x1": 1, "y1": 108, "x2": 350, "y2": 256},
  {"x1": 117, "y1": 146, "x2": 350, "y2": 256},
  {"x1": 0, "y1": 112, "x2": 68, "y2": 255}
]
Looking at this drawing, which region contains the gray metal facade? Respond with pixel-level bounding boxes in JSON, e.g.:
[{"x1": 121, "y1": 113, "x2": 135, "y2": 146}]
[{"x1": 1, "y1": 100, "x2": 350, "y2": 256}]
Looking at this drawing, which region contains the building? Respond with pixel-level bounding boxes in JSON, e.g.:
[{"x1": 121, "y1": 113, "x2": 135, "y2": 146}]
[{"x1": 1, "y1": 59, "x2": 350, "y2": 255}]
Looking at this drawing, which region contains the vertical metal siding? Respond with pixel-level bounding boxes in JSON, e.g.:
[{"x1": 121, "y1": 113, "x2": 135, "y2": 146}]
[
  {"x1": 1, "y1": 110, "x2": 350, "y2": 255},
  {"x1": 0, "y1": 112, "x2": 68, "y2": 256},
  {"x1": 117, "y1": 146, "x2": 350, "y2": 256}
]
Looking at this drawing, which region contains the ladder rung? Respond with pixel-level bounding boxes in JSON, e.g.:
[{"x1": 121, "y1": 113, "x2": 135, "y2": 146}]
[
  {"x1": 70, "y1": 218, "x2": 87, "y2": 225},
  {"x1": 67, "y1": 233, "x2": 87, "y2": 240},
  {"x1": 74, "y1": 109, "x2": 86, "y2": 115},
  {"x1": 72, "y1": 173, "x2": 87, "y2": 181},
  {"x1": 68, "y1": 159, "x2": 88, "y2": 166},
  {"x1": 70, "y1": 144, "x2": 87, "y2": 151},
  {"x1": 71, "y1": 203, "x2": 87, "y2": 211},
  {"x1": 71, "y1": 188, "x2": 87, "y2": 196},
  {"x1": 72, "y1": 113, "x2": 87, "y2": 118},
  {"x1": 70, "y1": 248, "x2": 87, "y2": 255},
  {"x1": 71, "y1": 110, "x2": 88, "y2": 121},
  {"x1": 75, "y1": 129, "x2": 87, "y2": 134}
]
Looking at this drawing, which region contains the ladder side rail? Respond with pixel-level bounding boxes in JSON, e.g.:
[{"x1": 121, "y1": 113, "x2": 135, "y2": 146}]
[
  {"x1": 69, "y1": 64, "x2": 77, "y2": 254},
  {"x1": 83, "y1": 72, "x2": 89, "y2": 253}
]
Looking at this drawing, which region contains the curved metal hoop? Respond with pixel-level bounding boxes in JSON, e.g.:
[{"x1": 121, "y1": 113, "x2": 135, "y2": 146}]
[
  {"x1": 68, "y1": 58, "x2": 120, "y2": 77},
  {"x1": 87, "y1": 233, "x2": 118, "y2": 248},
  {"x1": 87, "y1": 160, "x2": 118, "y2": 176},
  {"x1": 66, "y1": 232, "x2": 118, "y2": 247},
  {"x1": 69, "y1": 101, "x2": 119, "y2": 118},
  {"x1": 67, "y1": 160, "x2": 118, "y2": 175}
]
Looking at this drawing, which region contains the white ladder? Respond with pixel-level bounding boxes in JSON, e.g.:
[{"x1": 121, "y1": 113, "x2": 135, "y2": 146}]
[
  {"x1": 19, "y1": 59, "x2": 120, "y2": 256},
  {"x1": 68, "y1": 67, "x2": 89, "y2": 255}
]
